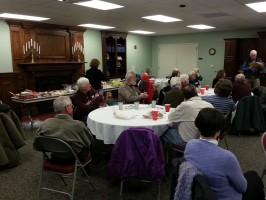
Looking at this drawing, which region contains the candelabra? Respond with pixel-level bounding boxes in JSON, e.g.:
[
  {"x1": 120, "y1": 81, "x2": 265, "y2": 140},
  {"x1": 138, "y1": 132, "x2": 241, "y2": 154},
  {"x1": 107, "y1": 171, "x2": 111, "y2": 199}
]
[
  {"x1": 72, "y1": 42, "x2": 83, "y2": 62},
  {"x1": 23, "y1": 39, "x2": 40, "y2": 63}
]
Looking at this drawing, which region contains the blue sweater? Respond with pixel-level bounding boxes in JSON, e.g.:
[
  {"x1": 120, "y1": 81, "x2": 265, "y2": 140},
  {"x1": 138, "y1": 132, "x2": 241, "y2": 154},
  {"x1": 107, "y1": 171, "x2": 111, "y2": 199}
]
[
  {"x1": 202, "y1": 95, "x2": 235, "y2": 115},
  {"x1": 184, "y1": 139, "x2": 247, "y2": 200}
]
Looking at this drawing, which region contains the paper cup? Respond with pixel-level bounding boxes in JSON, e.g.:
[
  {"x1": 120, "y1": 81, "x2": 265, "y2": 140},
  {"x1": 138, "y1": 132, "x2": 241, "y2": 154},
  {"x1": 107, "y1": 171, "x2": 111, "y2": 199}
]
[
  {"x1": 200, "y1": 88, "x2": 205, "y2": 95},
  {"x1": 152, "y1": 100, "x2": 156, "y2": 108},
  {"x1": 134, "y1": 102, "x2": 139, "y2": 110},
  {"x1": 205, "y1": 85, "x2": 209, "y2": 91},
  {"x1": 165, "y1": 104, "x2": 171, "y2": 112},
  {"x1": 152, "y1": 110, "x2": 158, "y2": 120},
  {"x1": 118, "y1": 102, "x2": 123, "y2": 110}
]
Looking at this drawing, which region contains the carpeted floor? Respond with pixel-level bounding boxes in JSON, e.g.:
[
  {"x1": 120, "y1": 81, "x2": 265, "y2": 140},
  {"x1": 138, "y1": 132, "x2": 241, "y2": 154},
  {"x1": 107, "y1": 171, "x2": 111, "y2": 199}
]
[{"x1": 0, "y1": 130, "x2": 265, "y2": 200}]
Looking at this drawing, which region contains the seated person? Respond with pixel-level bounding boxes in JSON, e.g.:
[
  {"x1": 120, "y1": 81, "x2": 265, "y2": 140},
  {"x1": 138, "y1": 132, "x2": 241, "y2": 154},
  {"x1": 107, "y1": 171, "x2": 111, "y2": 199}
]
[
  {"x1": 202, "y1": 79, "x2": 235, "y2": 115},
  {"x1": 180, "y1": 74, "x2": 189, "y2": 90},
  {"x1": 188, "y1": 71, "x2": 200, "y2": 88},
  {"x1": 118, "y1": 70, "x2": 148, "y2": 104},
  {"x1": 85, "y1": 58, "x2": 106, "y2": 91},
  {"x1": 212, "y1": 69, "x2": 226, "y2": 88},
  {"x1": 0, "y1": 100, "x2": 10, "y2": 112},
  {"x1": 157, "y1": 84, "x2": 171, "y2": 105},
  {"x1": 184, "y1": 108, "x2": 265, "y2": 200},
  {"x1": 252, "y1": 86, "x2": 266, "y2": 104},
  {"x1": 232, "y1": 74, "x2": 251, "y2": 103},
  {"x1": 161, "y1": 85, "x2": 213, "y2": 148},
  {"x1": 166, "y1": 68, "x2": 180, "y2": 79},
  {"x1": 194, "y1": 67, "x2": 203, "y2": 81},
  {"x1": 72, "y1": 77, "x2": 103, "y2": 124},
  {"x1": 163, "y1": 77, "x2": 184, "y2": 108},
  {"x1": 35, "y1": 96, "x2": 93, "y2": 163}
]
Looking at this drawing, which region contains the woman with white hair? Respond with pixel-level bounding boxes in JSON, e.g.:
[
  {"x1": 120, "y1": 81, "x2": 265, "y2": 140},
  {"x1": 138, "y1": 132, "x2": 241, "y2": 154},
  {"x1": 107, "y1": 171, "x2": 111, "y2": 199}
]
[
  {"x1": 72, "y1": 77, "x2": 103, "y2": 124},
  {"x1": 242, "y1": 49, "x2": 264, "y2": 88},
  {"x1": 180, "y1": 74, "x2": 189, "y2": 90},
  {"x1": 163, "y1": 77, "x2": 184, "y2": 108},
  {"x1": 188, "y1": 71, "x2": 201, "y2": 88}
]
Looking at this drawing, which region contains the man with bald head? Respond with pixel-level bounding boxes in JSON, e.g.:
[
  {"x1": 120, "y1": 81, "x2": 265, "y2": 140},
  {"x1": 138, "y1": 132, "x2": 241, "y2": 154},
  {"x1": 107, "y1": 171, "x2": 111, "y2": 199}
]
[
  {"x1": 242, "y1": 50, "x2": 264, "y2": 87},
  {"x1": 232, "y1": 73, "x2": 252, "y2": 103}
]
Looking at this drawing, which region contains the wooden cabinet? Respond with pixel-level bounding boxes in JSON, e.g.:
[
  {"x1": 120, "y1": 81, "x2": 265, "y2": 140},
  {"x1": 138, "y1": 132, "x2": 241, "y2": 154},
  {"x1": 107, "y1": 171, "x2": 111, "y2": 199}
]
[
  {"x1": 101, "y1": 32, "x2": 127, "y2": 79},
  {"x1": 224, "y1": 39, "x2": 240, "y2": 79}
]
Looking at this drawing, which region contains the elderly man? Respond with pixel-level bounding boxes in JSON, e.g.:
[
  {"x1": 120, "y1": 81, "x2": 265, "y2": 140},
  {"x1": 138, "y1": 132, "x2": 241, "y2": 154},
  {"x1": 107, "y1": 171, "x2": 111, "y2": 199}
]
[
  {"x1": 161, "y1": 85, "x2": 213, "y2": 147},
  {"x1": 242, "y1": 50, "x2": 264, "y2": 87},
  {"x1": 35, "y1": 96, "x2": 93, "y2": 163},
  {"x1": 163, "y1": 77, "x2": 184, "y2": 108},
  {"x1": 72, "y1": 77, "x2": 103, "y2": 124},
  {"x1": 202, "y1": 79, "x2": 235, "y2": 115},
  {"x1": 232, "y1": 74, "x2": 251, "y2": 103},
  {"x1": 180, "y1": 74, "x2": 189, "y2": 90},
  {"x1": 118, "y1": 70, "x2": 148, "y2": 103}
]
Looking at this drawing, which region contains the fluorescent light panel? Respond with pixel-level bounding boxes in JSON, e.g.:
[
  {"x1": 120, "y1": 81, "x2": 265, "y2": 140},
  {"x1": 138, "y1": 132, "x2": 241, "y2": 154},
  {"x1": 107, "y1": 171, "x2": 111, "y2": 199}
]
[
  {"x1": 129, "y1": 30, "x2": 155, "y2": 35},
  {"x1": 142, "y1": 15, "x2": 182, "y2": 23},
  {"x1": 78, "y1": 23, "x2": 115, "y2": 29},
  {"x1": 246, "y1": 1, "x2": 266, "y2": 12},
  {"x1": 74, "y1": 0, "x2": 123, "y2": 10},
  {"x1": 0, "y1": 13, "x2": 50, "y2": 21},
  {"x1": 187, "y1": 24, "x2": 215, "y2": 29}
]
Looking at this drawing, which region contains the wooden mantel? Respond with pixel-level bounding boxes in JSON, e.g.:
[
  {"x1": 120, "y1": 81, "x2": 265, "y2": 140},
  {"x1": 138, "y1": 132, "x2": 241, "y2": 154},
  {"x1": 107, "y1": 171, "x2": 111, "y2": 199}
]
[{"x1": 18, "y1": 62, "x2": 86, "y2": 90}]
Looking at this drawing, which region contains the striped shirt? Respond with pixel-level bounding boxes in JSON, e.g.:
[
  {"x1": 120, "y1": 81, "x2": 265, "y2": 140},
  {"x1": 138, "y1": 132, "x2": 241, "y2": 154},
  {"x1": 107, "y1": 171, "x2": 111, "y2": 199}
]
[{"x1": 202, "y1": 95, "x2": 235, "y2": 115}]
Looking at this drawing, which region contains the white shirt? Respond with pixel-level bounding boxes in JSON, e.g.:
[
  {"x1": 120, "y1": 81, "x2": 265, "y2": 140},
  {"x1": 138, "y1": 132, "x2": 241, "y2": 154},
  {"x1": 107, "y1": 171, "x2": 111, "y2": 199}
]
[{"x1": 168, "y1": 96, "x2": 213, "y2": 142}]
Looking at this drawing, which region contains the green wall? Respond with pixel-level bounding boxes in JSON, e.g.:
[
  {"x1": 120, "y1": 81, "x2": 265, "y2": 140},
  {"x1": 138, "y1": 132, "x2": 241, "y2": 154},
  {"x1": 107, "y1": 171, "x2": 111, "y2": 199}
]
[
  {"x1": 0, "y1": 20, "x2": 13, "y2": 73},
  {"x1": 127, "y1": 34, "x2": 152, "y2": 75},
  {"x1": 151, "y1": 29, "x2": 266, "y2": 86}
]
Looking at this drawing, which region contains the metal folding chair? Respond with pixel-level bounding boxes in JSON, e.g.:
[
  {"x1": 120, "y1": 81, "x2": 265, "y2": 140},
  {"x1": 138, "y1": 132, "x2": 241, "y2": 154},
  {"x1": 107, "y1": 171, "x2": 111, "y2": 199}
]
[{"x1": 34, "y1": 136, "x2": 96, "y2": 200}]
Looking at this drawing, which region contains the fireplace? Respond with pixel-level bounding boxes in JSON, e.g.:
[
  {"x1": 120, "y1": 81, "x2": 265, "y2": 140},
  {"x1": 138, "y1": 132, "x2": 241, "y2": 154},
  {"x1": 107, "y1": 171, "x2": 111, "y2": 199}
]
[{"x1": 18, "y1": 62, "x2": 85, "y2": 115}]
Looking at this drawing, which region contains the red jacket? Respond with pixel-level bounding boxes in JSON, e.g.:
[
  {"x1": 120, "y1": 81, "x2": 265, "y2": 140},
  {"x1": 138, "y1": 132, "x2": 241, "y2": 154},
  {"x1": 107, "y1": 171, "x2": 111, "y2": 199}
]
[{"x1": 141, "y1": 73, "x2": 154, "y2": 103}]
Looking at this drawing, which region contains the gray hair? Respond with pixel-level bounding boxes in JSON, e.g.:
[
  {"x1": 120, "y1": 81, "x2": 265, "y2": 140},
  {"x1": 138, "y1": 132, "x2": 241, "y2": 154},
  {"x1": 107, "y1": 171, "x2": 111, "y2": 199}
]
[
  {"x1": 170, "y1": 77, "x2": 181, "y2": 87},
  {"x1": 188, "y1": 71, "x2": 196, "y2": 76},
  {"x1": 172, "y1": 68, "x2": 179, "y2": 72},
  {"x1": 53, "y1": 96, "x2": 72, "y2": 113},
  {"x1": 125, "y1": 70, "x2": 136, "y2": 80},
  {"x1": 145, "y1": 67, "x2": 152, "y2": 74},
  {"x1": 180, "y1": 74, "x2": 189, "y2": 82},
  {"x1": 235, "y1": 73, "x2": 245, "y2": 82},
  {"x1": 250, "y1": 50, "x2": 257, "y2": 55},
  {"x1": 77, "y1": 77, "x2": 90, "y2": 90}
]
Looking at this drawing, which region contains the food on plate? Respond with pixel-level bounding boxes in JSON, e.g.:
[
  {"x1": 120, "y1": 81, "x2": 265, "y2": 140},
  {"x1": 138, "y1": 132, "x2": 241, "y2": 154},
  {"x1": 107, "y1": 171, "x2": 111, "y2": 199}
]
[{"x1": 143, "y1": 111, "x2": 164, "y2": 119}]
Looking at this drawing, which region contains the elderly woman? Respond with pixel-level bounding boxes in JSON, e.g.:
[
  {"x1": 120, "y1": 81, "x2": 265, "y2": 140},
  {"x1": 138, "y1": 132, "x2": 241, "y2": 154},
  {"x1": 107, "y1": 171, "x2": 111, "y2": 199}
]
[
  {"x1": 85, "y1": 58, "x2": 106, "y2": 90},
  {"x1": 184, "y1": 108, "x2": 247, "y2": 200},
  {"x1": 188, "y1": 71, "x2": 200, "y2": 88},
  {"x1": 180, "y1": 74, "x2": 189, "y2": 90},
  {"x1": 72, "y1": 77, "x2": 103, "y2": 124},
  {"x1": 202, "y1": 79, "x2": 235, "y2": 115},
  {"x1": 118, "y1": 70, "x2": 148, "y2": 104}
]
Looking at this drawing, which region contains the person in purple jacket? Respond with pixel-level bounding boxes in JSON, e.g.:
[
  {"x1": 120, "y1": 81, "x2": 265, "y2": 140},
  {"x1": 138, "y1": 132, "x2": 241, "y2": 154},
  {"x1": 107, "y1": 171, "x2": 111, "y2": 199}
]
[{"x1": 184, "y1": 108, "x2": 264, "y2": 200}]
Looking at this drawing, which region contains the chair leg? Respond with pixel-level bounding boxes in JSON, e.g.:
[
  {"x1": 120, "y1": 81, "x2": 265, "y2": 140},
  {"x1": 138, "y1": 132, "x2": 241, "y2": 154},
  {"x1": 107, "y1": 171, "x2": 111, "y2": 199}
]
[
  {"x1": 157, "y1": 183, "x2": 160, "y2": 200},
  {"x1": 70, "y1": 163, "x2": 78, "y2": 200},
  {"x1": 37, "y1": 168, "x2": 44, "y2": 200},
  {"x1": 58, "y1": 175, "x2": 67, "y2": 186},
  {"x1": 224, "y1": 138, "x2": 229, "y2": 150},
  {"x1": 81, "y1": 166, "x2": 96, "y2": 191},
  {"x1": 120, "y1": 180, "x2": 124, "y2": 196}
]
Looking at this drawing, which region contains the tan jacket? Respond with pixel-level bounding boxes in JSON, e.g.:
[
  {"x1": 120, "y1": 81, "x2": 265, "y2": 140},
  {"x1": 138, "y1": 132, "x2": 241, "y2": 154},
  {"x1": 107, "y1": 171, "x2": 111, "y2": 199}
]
[{"x1": 118, "y1": 83, "x2": 141, "y2": 103}]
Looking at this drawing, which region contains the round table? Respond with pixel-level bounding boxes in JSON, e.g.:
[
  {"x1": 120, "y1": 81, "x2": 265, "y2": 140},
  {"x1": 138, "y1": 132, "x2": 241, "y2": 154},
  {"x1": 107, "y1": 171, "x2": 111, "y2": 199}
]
[{"x1": 87, "y1": 105, "x2": 172, "y2": 144}]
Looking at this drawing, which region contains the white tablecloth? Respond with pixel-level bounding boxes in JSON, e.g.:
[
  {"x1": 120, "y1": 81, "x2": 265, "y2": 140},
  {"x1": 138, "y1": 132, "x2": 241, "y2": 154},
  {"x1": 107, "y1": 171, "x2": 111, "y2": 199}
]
[
  {"x1": 87, "y1": 105, "x2": 172, "y2": 144},
  {"x1": 154, "y1": 78, "x2": 169, "y2": 88},
  {"x1": 198, "y1": 88, "x2": 214, "y2": 97}
]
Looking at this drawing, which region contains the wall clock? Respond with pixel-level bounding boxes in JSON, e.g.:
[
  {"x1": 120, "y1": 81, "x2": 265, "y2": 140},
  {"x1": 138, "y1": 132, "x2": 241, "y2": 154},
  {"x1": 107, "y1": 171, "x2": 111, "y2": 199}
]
[{"x1": 209, "y1": 48, "x2": 216, "y2": 55}]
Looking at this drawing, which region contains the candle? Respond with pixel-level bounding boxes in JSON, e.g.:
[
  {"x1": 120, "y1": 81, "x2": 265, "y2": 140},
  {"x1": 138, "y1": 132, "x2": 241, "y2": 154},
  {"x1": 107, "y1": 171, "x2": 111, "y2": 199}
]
[
  {"x1": 36, "y1": 43, "x2": 38, "y2": 53},
  {"x1": 28, "y1": 41, "x2": 30, "y2": 49},
  {"x1": 34, "y1": 41, "x2": 36, "y2": 49},
  {"x1": 25, "y1": 43, "x2": 27, "y2": 52},
  {"x1": 39, "y1": 46, "x2": 40, "y2": 55},
  {"x1": 23, "y1": 45, "x2": 25, "y2": 54},
  {"x1": 31, "y1": 39, "x2": 32, "y2": 46}
]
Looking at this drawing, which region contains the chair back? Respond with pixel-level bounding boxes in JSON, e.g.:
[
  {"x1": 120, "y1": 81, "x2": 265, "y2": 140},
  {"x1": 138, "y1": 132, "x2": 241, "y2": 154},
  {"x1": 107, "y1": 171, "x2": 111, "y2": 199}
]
[
  {"x1": 261, "y1": 132, "x2": 266, "y2": 157},
  {"x1": 108, "y1": 128, "x2": 165, "y2": 184},
  {"x1": 232, "y1": 96, "x2": 265, "y2": 134},
  {"x1": 34, "y1": 136, "x2": 77, "y2": 159}
]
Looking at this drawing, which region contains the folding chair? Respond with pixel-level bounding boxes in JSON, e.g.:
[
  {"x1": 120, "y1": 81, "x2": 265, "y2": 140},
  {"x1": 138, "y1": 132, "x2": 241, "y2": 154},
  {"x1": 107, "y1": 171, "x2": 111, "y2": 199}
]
[
  {"x1": 34, "y1": 136, "x2": 96, "y2": 200},
  {"x1": 107, "y1": 128, "x2": 165, "y2": 200},
  {"x1": 261, "y1": 132, "x2": 266, "y2": 178}
]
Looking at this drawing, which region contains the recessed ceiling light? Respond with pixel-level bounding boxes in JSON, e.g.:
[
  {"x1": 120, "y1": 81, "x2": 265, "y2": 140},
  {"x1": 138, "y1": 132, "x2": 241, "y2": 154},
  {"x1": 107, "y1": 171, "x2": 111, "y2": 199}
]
[
  {"x1": 0, "y1": 13, "x2": 50, "y2": 21},
  {"x1": 78, "y1": 23, "x2": 115, "y2": 29},
  {"x1": 129, "y1": 30, "x2": 155, "y2": 35},
  {"x1": 246, "y1": 2, "x2": 266, "y2": 12},
  {"x1": 187, "y1": 24, "x2": 215, "y2": 29},
  {"x1": 142, "y1": 15, "x2": 182, "y2": 23},
  {"x1": 74, "y1": 0, "x2": 123, "y2": 10}
]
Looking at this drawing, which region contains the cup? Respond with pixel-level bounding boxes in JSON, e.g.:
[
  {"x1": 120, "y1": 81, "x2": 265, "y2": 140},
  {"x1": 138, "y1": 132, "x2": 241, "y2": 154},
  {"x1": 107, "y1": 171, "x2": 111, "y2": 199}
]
[
  {"x1": 118, "y1": 102, "x2": 123, "y2": 110},
  {"x1": 165, "y1": 104, "x2": 171, "y2": 112},
  {"x1": 200, "y1": 88, "x2": 205, "y2": 95},
  {"x1": 205, "y1": 85, "x2": 209, "y2": 91},
  {"x1": 134, "y1": 102, "x2": 139, "y2": 110},
  {"x1": 152, "y1": 110, "x2": 159, "y2": 120},
  {"x1": 152, "y1": 100, "x2": 156, "y2": 108}
]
